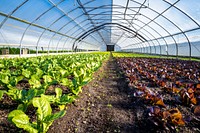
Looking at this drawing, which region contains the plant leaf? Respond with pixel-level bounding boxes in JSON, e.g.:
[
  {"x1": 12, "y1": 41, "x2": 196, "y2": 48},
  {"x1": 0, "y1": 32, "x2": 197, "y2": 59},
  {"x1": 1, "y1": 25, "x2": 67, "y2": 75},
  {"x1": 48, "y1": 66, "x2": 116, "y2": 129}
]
[
  {"x1": 36, "y1": 89, "x2": 45, "y2": 96},
  {"x1": 170, "y1": 108, "x2": 185, "y2": 126},
  {"x1": 58, "y1": 105, "x2": 66, "y2": 110},
  {"x1": 162, "y1": 111, "x2": 171, "y2": 119},
  {"x1": 12, "y1": 113, "x2": 38, "y2": 133},
  {"x1": 82, "y1": 77, "x2": 91, "y2": 85},
  {"x1": 172, "y1": 87, "x2": 180, "y2": 93},
  {"x1": 59, "y1": 69, "x2": 67, "y2": 77},
  {"x1": 17, "y1": 104, "x2": 28, "y2": 112},
  {"x1": 26, "y1": 89, "x2": 37, "y2": 101},
  {"x1": 33, "y1": 97, "x2": 52, "y2": 121},
  {"x1": 0, "y1": 90, "x2": 5, "y2": 100},
  {"x1": 8, "y1": 110, "x2": 24, "y2": 122},
  {"x1": 73, "y1": 71, "x2": 79, "y2": 78},
  {"x1": 0, "y1": 74, "x2": 9, "y2": 84},
  {"x1": 196, "y1": 84, "x2": 200, "y2": 89},
  {"x1": 29, "y1": 76, "x2": 41, "y2": 88},
  {"x1": 44, "y1": 110, "x2": 66, "y2": 122},
  {"x1": 57, "y1": 94, "x2": 76, "y2": 105},
  {"x1": 80, "y1": 68, "x2": 85, "y2": 76},
  {"x1": 6, "y1": 88, "x2": 22, "y2": 101},
  {"x1": 55, "y1": 88, "x2": 62, "y2": 99},
  {"x1": 43, "y1": 75, "x2": 52, "y2": 84},
  {"x1": 190, "y1": 97, "x2": 197, "y2": 105},
  {"x1": 0, "y1": 63, "x2": 4, "y2": 68},
  {"x1": 60, "y1": 78, "x2": 72, "y2": 87},
  {"x1": 16, "y1": 76, "x2": 24, "y2": 84},
  {"x1": 42, "y1": 122, "x2": 52, "y2": 133},
  {"x1": 22, "y1": 69, "x2": 31, "y2": 78},
  {"x1": 36, "y1": 68, "x2": 43, "y2": 79},
  {"x1": 41, "y1": 94, "x2": 55, "y2": 103},
  {"x1": 155, "y1": 98, "x2": 166, "y2": 108}
]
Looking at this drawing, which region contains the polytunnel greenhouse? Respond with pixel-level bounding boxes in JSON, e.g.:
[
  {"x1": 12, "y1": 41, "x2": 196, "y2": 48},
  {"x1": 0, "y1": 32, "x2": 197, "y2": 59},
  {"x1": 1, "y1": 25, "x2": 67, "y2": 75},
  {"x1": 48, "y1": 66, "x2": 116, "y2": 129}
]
[{"x1": 0, "y1": 0, "x2": 200, "y2": 132}]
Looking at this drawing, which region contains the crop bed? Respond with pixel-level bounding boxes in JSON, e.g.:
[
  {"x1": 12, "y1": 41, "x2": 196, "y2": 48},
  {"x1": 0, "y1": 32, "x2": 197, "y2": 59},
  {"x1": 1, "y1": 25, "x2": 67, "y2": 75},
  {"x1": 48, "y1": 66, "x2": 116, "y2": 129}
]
[
  {"x1": 116, "y1": 56, "x2": 200, "y2": 132},
  {"x1": 0, "y1": 53, "x2": 109, "y2": 132}
]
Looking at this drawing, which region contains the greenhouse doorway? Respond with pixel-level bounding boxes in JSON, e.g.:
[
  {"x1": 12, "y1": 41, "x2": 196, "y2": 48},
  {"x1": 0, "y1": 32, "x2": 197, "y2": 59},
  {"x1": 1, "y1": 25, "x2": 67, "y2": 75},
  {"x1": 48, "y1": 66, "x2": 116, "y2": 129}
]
[{"x1": 107, "y1": 45, "x2": 115, "y2": 51}]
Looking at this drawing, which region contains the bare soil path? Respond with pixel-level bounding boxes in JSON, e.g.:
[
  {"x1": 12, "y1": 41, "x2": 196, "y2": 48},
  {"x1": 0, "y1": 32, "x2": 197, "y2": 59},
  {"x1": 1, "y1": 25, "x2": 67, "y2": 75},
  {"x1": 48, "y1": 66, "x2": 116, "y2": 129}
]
[{"x1": 48, "y1": 56, "x2": 137, "y2": 133}]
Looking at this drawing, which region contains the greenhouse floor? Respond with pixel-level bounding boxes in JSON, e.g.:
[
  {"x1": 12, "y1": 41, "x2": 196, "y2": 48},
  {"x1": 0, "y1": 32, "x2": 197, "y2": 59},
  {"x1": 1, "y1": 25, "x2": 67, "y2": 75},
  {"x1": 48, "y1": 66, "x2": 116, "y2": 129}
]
[{"x1": 1, "y1": 55, "x2": 199, "y2": 133}]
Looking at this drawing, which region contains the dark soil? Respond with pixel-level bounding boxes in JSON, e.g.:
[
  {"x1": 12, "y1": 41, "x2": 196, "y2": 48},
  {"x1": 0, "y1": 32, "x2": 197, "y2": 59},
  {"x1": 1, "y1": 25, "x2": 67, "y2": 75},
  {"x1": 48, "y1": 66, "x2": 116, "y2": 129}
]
[
  {"x1": 0, "y1": 94, "x2": 19, "y2": 132},
  {"x1": 1, "y1": 55, "x2": 200, "y2": 133}
]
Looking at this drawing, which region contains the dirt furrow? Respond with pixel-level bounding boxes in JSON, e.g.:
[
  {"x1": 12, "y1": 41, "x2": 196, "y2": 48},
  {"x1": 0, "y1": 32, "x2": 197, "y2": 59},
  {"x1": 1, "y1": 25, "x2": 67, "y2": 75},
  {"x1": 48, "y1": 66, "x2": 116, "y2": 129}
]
[{"x1": 48, "y1": 56, "x2": 136, "y2": 133}]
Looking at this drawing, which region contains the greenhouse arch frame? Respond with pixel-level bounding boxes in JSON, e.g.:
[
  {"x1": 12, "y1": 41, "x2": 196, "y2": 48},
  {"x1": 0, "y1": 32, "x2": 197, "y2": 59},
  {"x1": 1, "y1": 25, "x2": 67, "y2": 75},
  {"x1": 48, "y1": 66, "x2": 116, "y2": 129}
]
[{"x1": 0, "y1": 0, "x2": 200, "y2": 57}]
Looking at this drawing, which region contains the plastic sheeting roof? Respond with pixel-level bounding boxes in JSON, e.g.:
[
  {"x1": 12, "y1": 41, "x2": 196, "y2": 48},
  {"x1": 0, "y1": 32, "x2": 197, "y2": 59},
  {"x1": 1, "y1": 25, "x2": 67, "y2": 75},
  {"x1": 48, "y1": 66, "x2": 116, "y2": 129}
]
[{"x1": 0, "y1": 0, "x2": 200, "y2": 57}]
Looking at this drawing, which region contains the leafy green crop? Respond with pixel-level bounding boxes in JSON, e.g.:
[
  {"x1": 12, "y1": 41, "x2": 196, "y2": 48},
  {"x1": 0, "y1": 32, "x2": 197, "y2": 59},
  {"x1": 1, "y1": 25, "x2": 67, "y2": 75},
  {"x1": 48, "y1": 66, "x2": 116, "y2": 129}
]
[
  {"x1": 8, "y1": 110, "x2": 38, "y2": 133},
  {"x1": 42, "y1": 88, "x2": 77, "y2": 110},
  {"x1": 8, "y1": 97, "x2": 66, "y2": 133},
  {"x1": 29, "y1": 75, "x2": 42, "y2": 89},
  {"x1": 1, "y1": 53, "x2": 109, "y2": 133},
  {"x1": 6, "y1": 86, "x2": 44, "y2": 112},
  {"x1": 22, "y1": 69, "x2": 31, "y2": 79},
  {"x1": 0, "y1": 73, "x2": 9, "y2": 85}
]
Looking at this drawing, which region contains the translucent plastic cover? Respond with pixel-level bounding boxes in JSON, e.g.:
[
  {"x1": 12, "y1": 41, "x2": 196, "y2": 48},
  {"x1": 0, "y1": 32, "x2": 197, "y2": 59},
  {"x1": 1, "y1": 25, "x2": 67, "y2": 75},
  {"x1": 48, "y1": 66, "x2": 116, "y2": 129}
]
[{"x1": 0, "y1": 0, "x2": 199, "y2": 57}]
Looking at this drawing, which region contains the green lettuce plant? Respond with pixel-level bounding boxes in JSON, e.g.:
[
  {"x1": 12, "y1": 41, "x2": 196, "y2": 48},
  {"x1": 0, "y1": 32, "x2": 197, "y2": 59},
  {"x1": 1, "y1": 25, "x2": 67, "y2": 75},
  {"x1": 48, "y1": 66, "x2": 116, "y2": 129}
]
[
  {"x1": 8, "y1": 97, "x2": 66, "y2": 133},
  {"x1": 0, "y1": 90, "x2": 5, "y2": 100},
  {"x1": 41, "y1": 88, "x2": 77, "y2": 110},
  {"x1": 6, "y1": 85, "x2": 45, "y2": 112}
]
